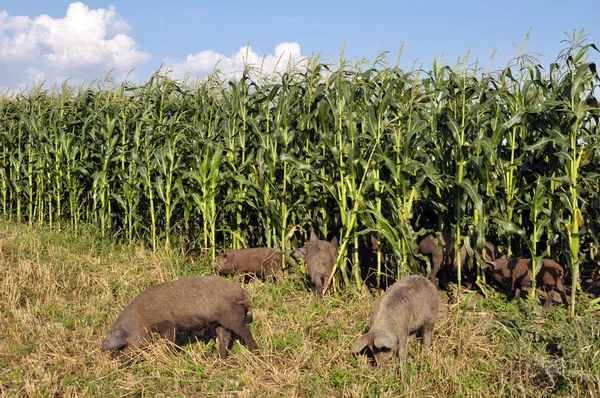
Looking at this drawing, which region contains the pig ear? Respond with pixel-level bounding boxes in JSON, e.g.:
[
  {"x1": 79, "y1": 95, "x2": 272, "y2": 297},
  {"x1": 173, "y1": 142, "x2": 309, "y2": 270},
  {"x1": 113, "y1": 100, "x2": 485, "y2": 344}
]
[
  {"x1": 350, "y1": 333, "x2": 371, "y2": 354},
  {"x1": 102, "y1": 328, "x2": 128, "y2": 351},
  {"x1": 310, "y1": 229, "x2": 319, "y2": 241},
  {"x1": 330, "y1": 236, "x2": 339, "y2": 250},
  {"x1": 222, "y1": 253, "x2": 229, "y2": 263},
  {"x1": 373, "y1": 331, "x2": 396, "y2": 351},
  {"x1": 294, "y1": 247, "x2": 307, "y2": 258}
]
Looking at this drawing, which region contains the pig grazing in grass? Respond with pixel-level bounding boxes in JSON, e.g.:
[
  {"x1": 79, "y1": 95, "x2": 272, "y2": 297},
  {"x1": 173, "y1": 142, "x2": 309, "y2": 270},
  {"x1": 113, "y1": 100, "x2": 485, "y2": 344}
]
[
  {"x1": 212, "y1": 247, "x2": 282, "y2": 282},
  {"x1": 292, "y1": 229, "x2": 338, "y2": 300},
  {"x1": 351, "y1": 275, "x2": 439, "y2": 365},
  {"x1": 486, "y1": 257, "x2": 569, "y2": 307},
  {"x1": 418, "y1": 232, "x2": 503, "y2": 289},
  {"x1": 101, "y1": 276, "x2": 259, "y2": 359}
]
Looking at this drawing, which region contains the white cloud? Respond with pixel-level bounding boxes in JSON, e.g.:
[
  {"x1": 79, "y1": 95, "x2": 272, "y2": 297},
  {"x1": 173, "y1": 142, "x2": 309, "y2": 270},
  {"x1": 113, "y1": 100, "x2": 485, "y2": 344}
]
[
  {"x1": 165, "y1": 42, "x2": 307, "y2": 81},
  {"x1": 0, "y1": 2, "x2": 150, "y2": 89}
]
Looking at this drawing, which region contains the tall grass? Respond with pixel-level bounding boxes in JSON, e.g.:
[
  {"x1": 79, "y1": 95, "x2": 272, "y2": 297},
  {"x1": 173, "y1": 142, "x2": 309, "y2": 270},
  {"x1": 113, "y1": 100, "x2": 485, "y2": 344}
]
[{"x1": 0, "y1": 31, "x2": 598, "y2": 307}]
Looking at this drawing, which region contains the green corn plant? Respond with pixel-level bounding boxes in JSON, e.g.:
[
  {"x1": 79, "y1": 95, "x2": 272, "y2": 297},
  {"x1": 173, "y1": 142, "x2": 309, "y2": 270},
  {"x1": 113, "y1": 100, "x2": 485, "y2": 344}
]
[
  {"x1": 45, "y1": 85, "x2": 75, "y2": 229},
  {"x1": 251, "y1": 69, "x2": 305, "y2": 249},
  {"x1": 460, "y1": 65, "x2": 506, "y2": 292},
  {"x1": 91, "y1": 108, "x2": 119, "y2": 240},
  {"x1": 372, "y1": 65, "x2": 442, "y2": 279},
  {"x1": 494, "y1": 177, "x2": 552, "y2": 301},
  {"x1": 221, "y1": 67, "x2": 254, "y2": 249},
  {"x1": 246, "y1": 81, "x2": 279, "y2": 249},
  {"x1": 0, "y1": 100, "x2": 17, "y2": 218},
  {"x1": 60, "y1": 124, "x2": 87, "y2": 233},
  {"x1": 153, "y1": 117, "x2": 187, "y2": 251},
  {"x1": 183, "y1": 73, "x2": 226, "y2": 256},
  {"x1": 117, "y1": 118, "x2": 144, "y2": 243},
  {"x1": 443, "y1": 53, "x2": 474, "y2": 294},
  {"x1": 184, "y1": 148, "x2": 223, "y2": 261},
  {"x1": 20, "y1": 86, "x2": 45, "y2": 226},
  {"x1": 0, "y1": 39, "x2": 598, "y2": 295},
  {"x1": 492, "y1": 40, "x2": 550, "y2": 257},
  {"x1": 12, "y1": 116, "x2": 25, "y2": 223},
  {"x1": 549, "y1": 30, "x2": 599, "y2": 317}
]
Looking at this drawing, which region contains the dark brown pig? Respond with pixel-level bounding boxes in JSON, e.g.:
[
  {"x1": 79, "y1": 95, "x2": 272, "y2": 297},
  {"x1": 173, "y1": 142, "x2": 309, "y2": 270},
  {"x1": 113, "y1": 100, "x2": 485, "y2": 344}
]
[
  {"x1": 354, "y1": 233, "x2": 389, "y2": 289},
  {"x1": 486, "y1": 257, "x2": 569, "y2": 307},
  {"x1": 101, "y1": 276, "x2": 259, "y2": 359},
  {"x1": 350, "y1": 275, "x2": 439, "y2": 365},
  {"x1": 418, "y1": 232, "x2": 503, "y2": 289},
  {"x1": 212, "y1": 247, "x2": 282, "y2": 282}
]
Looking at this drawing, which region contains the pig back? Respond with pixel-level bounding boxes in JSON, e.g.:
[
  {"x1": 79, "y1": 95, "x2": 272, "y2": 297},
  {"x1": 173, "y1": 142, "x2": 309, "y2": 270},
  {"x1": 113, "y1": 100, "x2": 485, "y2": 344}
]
[
  {"x1": 491, "y1": 258, "x2": 531, "y2": 286},
  {"x1": 213, "y1": 247, "x2": 281, "y2": 273},
  {"x1": 304, "y1": 240, "x2": 337, "y2": 277},
  {"x1": 111, "y1": 276, "x2": 251, "y2": 330},
  {"x1": 371, "y1": 275, "x2": 439, "y2": 333}
]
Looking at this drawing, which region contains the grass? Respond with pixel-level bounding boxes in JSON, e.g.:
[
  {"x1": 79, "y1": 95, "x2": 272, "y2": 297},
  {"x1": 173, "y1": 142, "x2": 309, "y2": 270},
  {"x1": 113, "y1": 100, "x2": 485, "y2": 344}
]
[{"x1": 1, "y1": 220, "x2": 599, "y2": 397}]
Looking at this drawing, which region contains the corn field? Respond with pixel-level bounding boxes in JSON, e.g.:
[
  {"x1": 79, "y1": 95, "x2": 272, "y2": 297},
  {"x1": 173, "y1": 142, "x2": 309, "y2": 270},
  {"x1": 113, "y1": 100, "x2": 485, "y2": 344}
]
[{"x1": 1, "y1": 31, "x2": 598, "y2": 315}]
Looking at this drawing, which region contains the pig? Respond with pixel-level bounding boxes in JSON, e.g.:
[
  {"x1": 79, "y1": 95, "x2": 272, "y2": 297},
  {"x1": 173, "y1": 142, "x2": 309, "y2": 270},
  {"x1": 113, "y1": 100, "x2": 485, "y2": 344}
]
[
  {"x1": 291, "y1": 229, "x2": 338, "y2": 300},
  {"x1": 353, "y1": 233, "x2": 390, "y2": 289},
  {"x1": 350, "y1": 275, "x2": 439, "y2": 365},
  {"x1": 418, "y1": 232, "x2": 503, "y2": 289},
  {"x1": 101, "y1": 276, "x2": 259, "y2": 359},
  {"x1": 212, "y1": 247, "x2": 282, "y2": 282},
  {"x1": 486, "y1": 258, "x2": 569, "y2": 307}
]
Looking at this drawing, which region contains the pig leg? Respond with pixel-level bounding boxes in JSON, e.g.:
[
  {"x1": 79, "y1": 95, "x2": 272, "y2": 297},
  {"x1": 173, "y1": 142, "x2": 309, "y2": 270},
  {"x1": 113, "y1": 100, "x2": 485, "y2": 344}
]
[
  {"x1": 430, "y1": 256, "x2": 442, "y2": 288},
  {"x1": 312, "y1": 274, "x2": 325, "y2": 301},
  {"x1": 263, "y1": 262, "x2": 274, "y2": 283},
  {"x1": 555, "y1": 280, "x2": 570, "y2": 306},
  {"x1": 509, "y1": 276, "x2": 517, "y2": 299},
  {"x1": 261, "y1": 258, "x2": 272, "y2": 278},
  {"x1": 422, "y1": 319, "x2": 435, "y2": 351},
  {"x1": 153, "y1": 322, "x2": 178, "y2": 344},
  {"x1": 220, "y1": 309, "x2": 259, "y2": 352},
  {"x1": 227, "y1": 322, "x2": 259, "y2": 352},
  {"x1": 543, "y1": 289, "x2": 556, "y2": 308},
  {"x1": 514, "y1": 286, "x2": 522, "y2": 299},
  {"x1": 397, "y1": 331, "x2": 409, "y2": 362},
  {"x1": 216, "y1": 326, "x2": 232, "y2": 359},
  {"x1": 437, "y1": 269, "x2": 450, "y2": 290}
]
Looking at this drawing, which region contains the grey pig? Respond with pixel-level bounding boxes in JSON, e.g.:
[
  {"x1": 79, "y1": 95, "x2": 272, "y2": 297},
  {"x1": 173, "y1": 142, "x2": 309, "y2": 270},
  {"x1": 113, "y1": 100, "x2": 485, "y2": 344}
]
[
  {"x1": 351, "y1": 275, "x2": 439, "y2": 365},
  {"x1": 101, "y1": 276, "x2": 259, "y2": 359},
  {"x1": 212, "y1": 247, "x2": 282, "y2": 281},
  {"x1": 418, "y1": 232, "x2": 503, "y2": 289},
  {"x1": 486, "y1": 257, "x2": 569, "y2": 307},
  {"x1": 292, "y1": 229, "x2": 338, "y2": 300}
]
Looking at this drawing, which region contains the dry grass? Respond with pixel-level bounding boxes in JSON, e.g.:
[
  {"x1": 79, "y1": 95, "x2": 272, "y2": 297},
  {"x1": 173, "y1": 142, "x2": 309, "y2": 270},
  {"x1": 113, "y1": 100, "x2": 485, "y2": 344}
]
[{"x1": 1, "y1": 221, "x2": 598, "y2": 397}]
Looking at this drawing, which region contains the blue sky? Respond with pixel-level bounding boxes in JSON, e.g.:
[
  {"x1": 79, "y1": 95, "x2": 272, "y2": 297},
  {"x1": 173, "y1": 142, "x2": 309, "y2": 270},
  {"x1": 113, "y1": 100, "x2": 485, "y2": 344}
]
[{"x1": 1, "y1": 1, "x2": 598, "y2": 89}]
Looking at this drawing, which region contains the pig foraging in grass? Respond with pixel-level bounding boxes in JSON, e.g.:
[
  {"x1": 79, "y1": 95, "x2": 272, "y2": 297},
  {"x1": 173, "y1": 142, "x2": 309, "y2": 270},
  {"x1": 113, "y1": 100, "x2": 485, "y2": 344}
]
[
  {"x1": 212, "y1": 247, "x2": 282, "y2": 282},
  {"x1": 486, "y1": 257, "x2": 569, "y2": 307},
  {"x1": 418, "y1": 232, "x2": 503, "y2": 289},
  {"x1": 351, "y1": 275, "x2": 439, "y2": 365},
  {"x1": 291, "y1": 229, "x2": 338, "y2": 300},
  {"x1": 101, "y1": 276, "x2": 259, "y2": 359}
]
